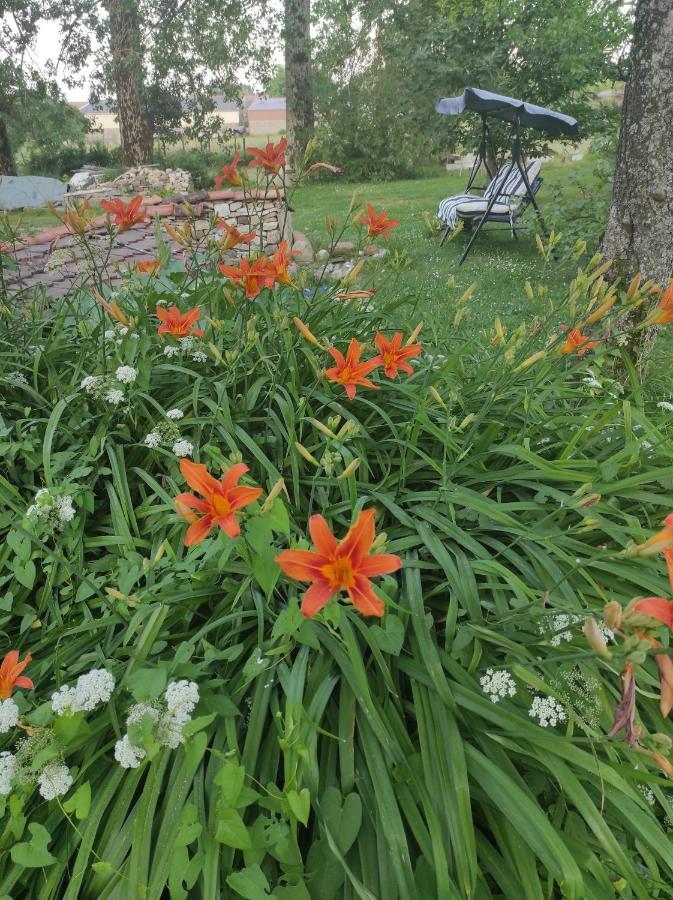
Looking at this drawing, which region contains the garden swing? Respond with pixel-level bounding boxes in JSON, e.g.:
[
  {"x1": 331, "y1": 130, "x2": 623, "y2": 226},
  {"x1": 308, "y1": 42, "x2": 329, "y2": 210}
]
[{"x1": 435, "y1": 87, "x2": 579, "y2": 264}]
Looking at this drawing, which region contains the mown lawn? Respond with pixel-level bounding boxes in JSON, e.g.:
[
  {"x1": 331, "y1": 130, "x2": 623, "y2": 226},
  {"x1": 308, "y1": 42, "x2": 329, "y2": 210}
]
[{"x1": 293, "y1": 156, "x2": 601, "y2": 335}]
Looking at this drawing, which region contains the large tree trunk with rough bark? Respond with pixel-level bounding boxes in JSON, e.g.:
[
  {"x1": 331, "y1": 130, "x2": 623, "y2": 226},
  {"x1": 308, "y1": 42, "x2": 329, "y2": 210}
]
[
  {"x1": 0, "y1": 116, "x2": 17, "y2": 176},
  {"x1": 106, "y1": 0, "x2": 153, "y2": 165},
  {"x1": 600, "y1": 0, "x2": 673, "y2": 285},
  {"x1": 284, "y1": 0, "x2": 314, "y2": 172}
]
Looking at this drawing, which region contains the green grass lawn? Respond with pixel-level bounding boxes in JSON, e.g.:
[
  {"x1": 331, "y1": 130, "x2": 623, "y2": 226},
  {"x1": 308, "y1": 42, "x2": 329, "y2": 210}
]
[{"x1": 293, "y1": 155, "x2": 601, "y2": 336}]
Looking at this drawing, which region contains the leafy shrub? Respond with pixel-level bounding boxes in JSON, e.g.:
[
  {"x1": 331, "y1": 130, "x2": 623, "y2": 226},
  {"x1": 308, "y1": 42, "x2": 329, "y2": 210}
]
[
  {"x1": 21, "y1": 141, "x2": 122, "y2": 179},
  {"x1": 2, "y1": 184, "x2": 673, "y2": 897}
]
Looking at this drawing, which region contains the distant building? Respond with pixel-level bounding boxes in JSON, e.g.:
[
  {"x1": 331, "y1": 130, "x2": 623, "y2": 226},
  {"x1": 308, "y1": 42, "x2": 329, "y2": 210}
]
[
  {"x1": 247, "y1": 97, "x2": 286, "y2": 136},
  {"x1": 79, "y1": 100, "x2": 119, "y2": 147}
]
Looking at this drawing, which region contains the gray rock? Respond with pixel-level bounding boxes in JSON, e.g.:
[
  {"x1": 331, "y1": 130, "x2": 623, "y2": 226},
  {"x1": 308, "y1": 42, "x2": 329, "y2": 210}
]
[
  {"x1": 332, "y1": 240, "x2": 357, "y2": 256},
  {"x1": 315, "y1": 249, "x2": 330, "y2": 263}
]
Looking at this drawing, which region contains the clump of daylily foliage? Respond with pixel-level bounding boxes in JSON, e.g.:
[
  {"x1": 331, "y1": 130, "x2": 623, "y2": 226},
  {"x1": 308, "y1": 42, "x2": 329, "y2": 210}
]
[{"x1": 3, "y1": 143, "x2": 673, "y2": 896}]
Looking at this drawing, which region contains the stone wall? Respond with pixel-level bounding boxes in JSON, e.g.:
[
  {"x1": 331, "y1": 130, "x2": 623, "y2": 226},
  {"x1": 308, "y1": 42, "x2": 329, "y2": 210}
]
[{"x1": 213, "y1": 196, "x2": 293, "y2": 257}]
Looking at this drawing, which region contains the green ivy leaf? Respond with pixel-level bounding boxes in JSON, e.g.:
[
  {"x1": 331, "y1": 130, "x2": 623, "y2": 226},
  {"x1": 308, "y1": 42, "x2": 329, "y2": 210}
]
[
  {"x1": 63, "y1": 781, "x2": 91, "y2": 820},
  {"x1": 286, "y1": 788, "x2": 310, "y2": 826},
  {"x1": 215, "y1": 808, "x2": 252, "y2": 849},
  {"x1": 11, "y1": 823, "x2": 58, "y2": 868},
  {"x1": 226, "y1": 864, "x2": 275, "y2": 899}
]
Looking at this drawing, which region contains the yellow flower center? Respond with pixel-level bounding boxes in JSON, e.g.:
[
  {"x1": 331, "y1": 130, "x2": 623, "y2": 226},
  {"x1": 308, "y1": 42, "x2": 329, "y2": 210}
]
[
  {"x1": 322, "y1": 557, "x2": 355, "y2": 590},
  {"x1": 211, "y1": 494, "x2": 232, "y2": 517}
]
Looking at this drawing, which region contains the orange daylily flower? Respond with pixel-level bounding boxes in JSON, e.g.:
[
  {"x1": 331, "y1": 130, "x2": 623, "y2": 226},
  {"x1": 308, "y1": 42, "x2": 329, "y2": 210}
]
[
  {"x1": 135, "y1": 259, "x2": 161, "y2": 275},
  {"x1": 217, "y1": 221, "x2": 257, "y2": 252},
  {"x1": 219, "y1": 257, "x2": 275, "y2": 299},
  {"x1": 275, "y1": 508, "x2": 401, "y2": 618},
  {"x1": 175, "y1": 458, "x2": 263, "y2": 546},
  {"x1": 215, "y1": 151, "x2": 243, "y2": 188},
  {"x1": 560, "y1": 326, "x2": 598, "y2": 356},
  {"x1": 0, "y1": 651, "x2": 33, "y2": 700},
  {"x1": 50, "y1": 199, "x2": 96, "y2": 235},
  {"x1": 247, "y1": 138, "x2": 287, "y2": 175},
  {"x1": 268, "y1": 240, "x2": 297, "y2": 285},
  {"x1": 94, "y1": 289, "x2": 129, "y2": 327},
  {"x1": 156, "y1": 305, "x2": 204, "y2": 338},
  {"x1": 164, "y1": 222, "x2": 194, "y2": 247},
  {"x1": 631, "y1": 513, "x2": 673, "y2": 557},
  {"x1": 100, "y1": 196, "x2": 147, "y2": 232},
  {"x1": 325, "y1": 339, "x2": 381, "y2": 400},
  {"x1": 645, "y1": 279, "x2": 673, "y2": 326},
  {"x1": 306, "y1": 162, "x2": 342, "y2": 176},
  {"x1": 358, "y1": 204, "x2": 399, "y2": 240},
  {"x1": 629, "y1": 596, "x2": 673, "y2": 628},
  {"x1": 371, "y1": 332, "x2": 422, "y2": 378}
]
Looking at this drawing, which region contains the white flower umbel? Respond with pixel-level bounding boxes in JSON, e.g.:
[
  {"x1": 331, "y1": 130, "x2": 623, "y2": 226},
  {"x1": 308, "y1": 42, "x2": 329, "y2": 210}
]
[
  {"x1": 172, "y1": 440, "x2": 193, "y2": 458},
  {"x1": 0, "y1": 752, "x2": 17, "y2": 795},
  {"x1": 479, "y1": 669, "x2": 517, "y2": 703},
  {"x1": 115, "y1": 366, "x2": 138, "y2": 384},
  {"x1": 178, "y1": 337, "x2": 195, "y2": 351},
  {"x1": 54, "y1": 496, "x2": 75, "y2": 524},
  {"x1": 37, "y1": 763, "x2": 73, "y2": 800},
  {"x1": 104, "y1": 388, "x2": 125, "y2": 406},
  {"x1": 191, "y1": 351, "x2": 207, "y2": 363},
  {"x1": 529, "y1": 695, "x2": 567, "y2": 728},
  {"x1": 657, "y1": 401, "x2": 673, "y2": 412},
  {"x1": 638, "y1": 784, "x2": 656, "y2": 806},
  {"x1": 126, "y1": 703, "x2": 160, "y2": 727},
  {"x1": 51, "y1": 669, "x2": 115, "y2": 715},
  {"x1": 164, "y1": 345, "x2": 180, "y2": 358},
  {"x1": 540, "y1": 613, "x2": 582, "y2": 647},
  {"x1": 80, "y1": 375, "x2": 103, "y2": 394},
  {"x1": 165, "y1": 680, "x2": 199, "y2": 724},
  {"x1": 144, "y1": 432, "x2": 162, "y2": 449},
  {"x1": 26, "y1": 489, "x2": 75, "y2": 533},
  {"x1": 114, "y1": 735, "x2": 146, "y2": 769},
  {"x1": 0, "y1": 699, "x2": 19, "y2": 733},
  {"x1": 166, "y1": 409, "x2": 184, "y2": 420}
]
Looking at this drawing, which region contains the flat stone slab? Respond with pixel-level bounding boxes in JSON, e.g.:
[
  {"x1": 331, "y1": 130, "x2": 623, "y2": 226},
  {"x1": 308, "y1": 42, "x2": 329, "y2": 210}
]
[{"x1": 0, "y1": 175, "x2": 66, "y2": 210}]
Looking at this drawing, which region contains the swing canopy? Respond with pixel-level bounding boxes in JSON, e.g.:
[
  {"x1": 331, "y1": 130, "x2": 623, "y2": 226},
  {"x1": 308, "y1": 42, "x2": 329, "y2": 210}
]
[{"x1": 435, "y1": 87, "x2": 579, "y2": 138}]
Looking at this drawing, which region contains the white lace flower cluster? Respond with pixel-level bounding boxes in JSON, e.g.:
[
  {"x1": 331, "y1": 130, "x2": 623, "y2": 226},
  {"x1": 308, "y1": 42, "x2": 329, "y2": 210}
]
[
  {"x1": 104, "y1": 324, "x2": 139, "y2": 345},
  {"x1": 51, "y1": 668, "x2": 116, "y2": 716},
  {"x1": 4, "y1": 371, "x2": 28, "y2": 386},
  {"x1": 539, "y1": 613, "x2": 583, "y2": 647},
  {"x1": 143, "y1": 410, "x2": 193, "y2": 458},
  {"x1": 0, "y1": 699, "x2": 20, "y2": 734},
  {"x1": 163, "y1": 336, "x2": 208, "y2": 363},
  {"x1": 657, "y1": 401, "x2": 673, "y2": 413},
  {"x1": 80, "y1": 366, "x2": 137, "y2": 406},
  {"x1": 0, "y1": 734, "x2": 73, "y2": 801},
  {"x1": 480, "y1": 669, "x2": 517, "y2": 703},
  {"x1": 529, "y1": 695, "x2": 567, "y2": 728},
  {"x1": 114, "y1": 680, "x2": 199, "y2": 769},
  {"x1": 26, "y1": 488, "x2": 76, "y2": 533}
]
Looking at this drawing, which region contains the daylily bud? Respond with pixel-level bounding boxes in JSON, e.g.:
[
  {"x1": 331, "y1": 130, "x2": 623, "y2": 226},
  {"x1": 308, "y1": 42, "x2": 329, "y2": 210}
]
[
  {"x1": 261, "y1": 478, "x2": 285, "y2": 513},
  {"x1": 154, "y1": 541, "x2": 167, "y2": 563},
  {"x1": 525, "y1": 281, "x2": 534, "y2": 300},
  {"x1": 583, "y1": 618, "x2": 611, "y2": 657},
  {"x1": 584, "y1": 294, "x2": 616, "y2": 325},
  {"x1": 293, "y1": 317, "x2": 322, "y2": 347},
  {"x1": 407, "y1": 321, "x2": 423, "y2": 345},
  {"x1": 513, "y1": 350, "x2": 547, "y2": 372},
  {"x1": 651, "y1": 733, "x2": 673, "y2": 751},
  {"x1": 458, "y1": 282, "x2": 477, "y2": 304},
  {"x1": 626, "y1": 272, "x2": 642, "y2": 300},
  {"x1": 628, "y1": 514, "x2": 673, "y2": 557},
  {"x1": 459, "y1": 413, "x2": 476, "y2": 430},
  {"x1": 576, "y1": 493, "x2": 601, "y2": 508},
  {"x1": 309, "y1": 418, "x2": 337, "y2": 439},
  {"x1": 295, "y1": 442, "x2": 320, "y2": 467},
  {"x1": 428, "y1": 386, "x2": 446, "y2": 408},
  {"x1": 343, "y1": 260, "x2": 365, "y2": 285},
  {"x1": 603, "y1": 601, "x2": 623, "y2": 631},
  {"x1": 338, "y1": 459, "x2": 360, "y2": 479},
  {"x1": 209, "y1": 342, "x2": 224, "y2": 363}
]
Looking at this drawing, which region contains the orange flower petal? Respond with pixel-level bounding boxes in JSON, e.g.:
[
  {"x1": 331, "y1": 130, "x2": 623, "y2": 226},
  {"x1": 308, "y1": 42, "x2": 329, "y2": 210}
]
[
  {"x1": 184, "y1": 516, "x2": 213, "y2": 546},
  {"x1": 301, "y1": 582, "x2": 334, "y2": 618},
  {"x1": 309, "y1": 515, "x2": 338, "y2": 556},
  {"x1": 180, "y1": 459, "x2": 220, "y2": 498}
]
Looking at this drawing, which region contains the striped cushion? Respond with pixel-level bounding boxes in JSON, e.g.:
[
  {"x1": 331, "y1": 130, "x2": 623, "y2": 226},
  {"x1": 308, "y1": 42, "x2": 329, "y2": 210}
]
[{"x1": 437, "y1": 159, "x2": 541, "y2": 229}]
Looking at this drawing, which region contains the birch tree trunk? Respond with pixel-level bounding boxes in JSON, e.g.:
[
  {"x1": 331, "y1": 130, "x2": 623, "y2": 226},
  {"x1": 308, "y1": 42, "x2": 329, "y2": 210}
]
[
  {"x1": 600, "y1": 0, "x2": 673, "y2": 285},
  {"x1": 106, "y1": 0, "x2": 153, "y2": 165},
  {"x1": 284, "y1": 0, "x2": 314, "y2": 172}
]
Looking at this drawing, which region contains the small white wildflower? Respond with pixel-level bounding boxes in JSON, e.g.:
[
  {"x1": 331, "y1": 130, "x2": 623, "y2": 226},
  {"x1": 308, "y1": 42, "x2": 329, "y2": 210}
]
[
  {"x1": 191, "y1": 351, "x2": 207, "y2": 363},
  {"x1": 0, "y1": 752, "x2": 17, "y2": 795},
  {"x1": 598, "y1": 621, "x2": 614, "y2": 642},
  {"x1": 583, "y1": 376, "x2": 602, "y2": 390},
  {"x1": 80, "y1": 375, "x2": 100, "y2": 393},
  {"x1": 126, "y1": 703, "x2": 160, "y2": 727},
  {"x1": 172, "y1": 440, "x2": 193, "y2": 458},
  {"x1": 38, "y1": 763, "x2": 73, "y2": 800},
  {"x1": 105, "y1": 388, "x2": 125, "y2": 406},
  {"x1": 54, "y1": 496, "x2": 75, "y2": 523},
  {"x1": 529, "y1": 695, "x2": 567, "y2": 727},
  {"x1": 0, "y1": 699, "x2": 19, "y2": 733},
  {"x1": 540, "y1": 613, "x2": 582, "y2": 647},
  {"x1": 178, "y1": 336, "x2": 195, "y2": 351},
  {"x1": 114, "y1": 735, "x2": 146, "y2": 769},
  {"x1": 615, "y1": 334, "x2": 629, "y2": 346},
  {"x1": 4, "y1": 371, "x2": 28, "y2": 385},
  {"x1": 166, "y1": 409, "x2": 184, "y2": 420},
  {"x1": 115, "y1": 366, "x2": 137, "y2": 384},
  {"x1": 104, "y1": 329, "x2": 116, "y2": 340},
  {"x1": 657, "y1": 401, "x2": 673, "y2": 412},
  {"x1": 642, "y1": 440, "x2": 653, "y2": 451},
  {"x1": 118, "y1": 326, "x2": 129, "y2": 337},
  {"x1": 479, "y1": 669, "x2": 517, "y2": 703},
  {"x1": 51, "y1": 685, "x2": 79, "y2": 715},
  {"x1": 72, "y1": 669, "x2": 115, "y2": 711},
  {"x1": 26, "y1": 504, "x2": 40, "y2": 520},
  {"x1": 164, "y1": 345, "x2": 181, "y2": 358},
  {"x1": 165, "y1": 680, "x2": 199, "y2": 724},
  {"x1": 157, "y1": 714, "x2": 185, "y2": 749},
  {"x1": 638, "y1": 784, "x2": 656, "y2": 806},
  {"x1": 144, "y1": 432, "x2": 162, "y2": 449}
]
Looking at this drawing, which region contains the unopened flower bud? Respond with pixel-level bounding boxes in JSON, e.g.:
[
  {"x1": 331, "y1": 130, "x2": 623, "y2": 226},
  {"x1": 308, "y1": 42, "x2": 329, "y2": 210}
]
[
  {"x1": 603, "y1": 601, "x2": 623, "y2": 631},
  {"x1": 583, "y1": 618, "x2": 611, "y2": 657}
]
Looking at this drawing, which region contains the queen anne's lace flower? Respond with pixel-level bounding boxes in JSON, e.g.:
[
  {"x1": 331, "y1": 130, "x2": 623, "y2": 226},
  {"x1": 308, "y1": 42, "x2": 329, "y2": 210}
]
[
  {"x1": 144, "y1": 432, "x2": 162, "y2": 449},
  {"x1": 114, "y1": 735, "x2": 146, "y2": 769},
  {"x1": 164, "y1": 345, "x2": 180, "y2": 358},
  {"x1": 165, "y1": 680, "x2": 199, "y2": 724},
  {"x1": 115, "y1": 366, "x2": 138, "y2": 384},
  {"x1": 51, "y1": 669, "x2": 115, "y2": 715},
  {"x1": 0, "y1": 752, "x2": 17, "y2": 795},
  {"x1": 126, "y1": 703, "x2": 160, "y2": 727},
  {"x1": 172, "y1": 440, "x2": 193, "y2": 458},
  {"x1": 479, "y1": 669, "x2": 517, "y2": 703},
  {"x1": 0, "y1": 699, "x2": 19, "y2": 733},
  {"x1": 657, "y1": 401, "x2": 673, "y2": 412},
  {"x1": 191, "y1": 351, "x2": 207, "y2": 363},
  {"x1": 54, "y1": 496, "x2": 75, "y2": 523},
  {"x1": 80, "y1": 375, "x2": 102, "y2": 393},
  {"x1": 37, "y1": 763, "x2": 73, "y2": 800},
  {"x1": 166, "y1": 409, "x2": 184, "y2": 420},
  {"x1": 529, "y1": 695, "x2": 567, "y2": 727},
  {"x1": 105, "y1": 389, "x2": 125, "y2": 405}
]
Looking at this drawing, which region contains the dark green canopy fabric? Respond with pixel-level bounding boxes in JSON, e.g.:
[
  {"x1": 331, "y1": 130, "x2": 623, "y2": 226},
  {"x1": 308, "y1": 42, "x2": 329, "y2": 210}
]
[{"x1": 436, "y1": 87, "x2": 579, "y2": 138}]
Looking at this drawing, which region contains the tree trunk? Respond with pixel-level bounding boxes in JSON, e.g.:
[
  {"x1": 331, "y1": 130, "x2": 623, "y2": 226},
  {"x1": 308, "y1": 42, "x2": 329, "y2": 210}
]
[
  {"x1": 284, "y1": 0, "x2": 314, "y2": 172},
  {"x1": 106, "y1": 0, "x2": 153, "y2": 165},
  {"x1": 0, "y1": 117, "x2": 17, "y2": 176},
  {"x1": 600, "y1": 0, "x2": 673, "y2": 285}
]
